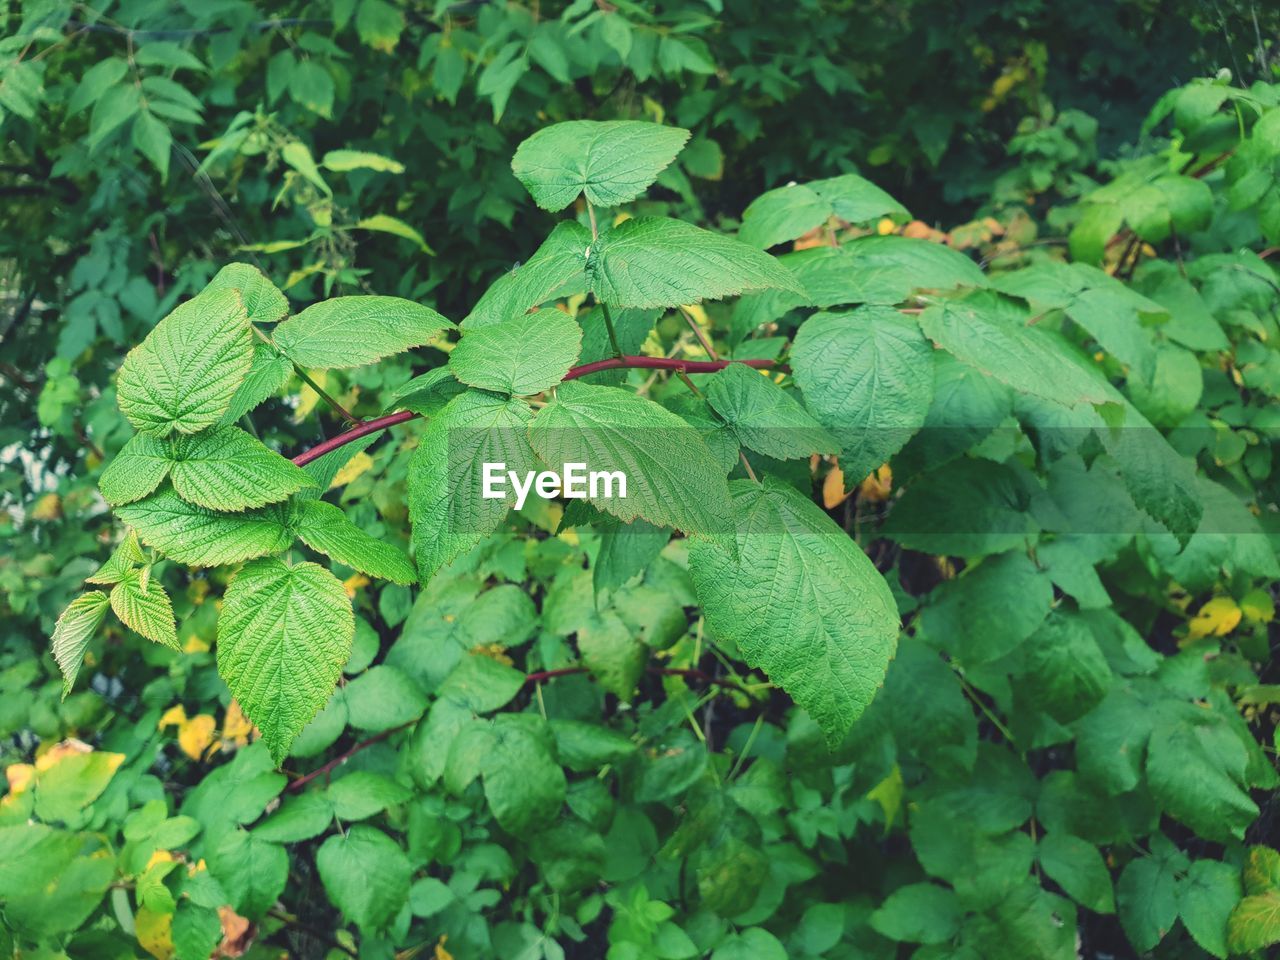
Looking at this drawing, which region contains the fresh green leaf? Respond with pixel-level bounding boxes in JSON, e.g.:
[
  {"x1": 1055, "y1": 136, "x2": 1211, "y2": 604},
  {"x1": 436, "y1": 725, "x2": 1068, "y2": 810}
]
[
  {"x1": 449, "y1": 307, "x2": 582, "y2": 395},
  {"x1": 217, "y1": 558, "x2": 354, "y2": 763},
  {"x1": 273, "y1": 296, "x2": 453, "y2": 369},
  {"x1": 704, "y1": 361, "x2": 838, "y2": 460},
  {"x1": 296, "y1": 499, "x2": 416, "y2": 584},
  {"x1": 98, "y1": 433, "x2": 172, "y2": 506},
  {"x1": 109, "y1": 571, "x2": 178, "y2": 649},
  {"x1": 115, "y1": 488, "x2": 295, "y2": 567},
  {"x1": 51, "y1": 592, "x2": 111, "y2": 694},
  {"x1": 316, "y1": 825, "x2": 410, "y2": 930},
  {"x1": 169, "y1": 426, "x2": 313, "y2": 511}
]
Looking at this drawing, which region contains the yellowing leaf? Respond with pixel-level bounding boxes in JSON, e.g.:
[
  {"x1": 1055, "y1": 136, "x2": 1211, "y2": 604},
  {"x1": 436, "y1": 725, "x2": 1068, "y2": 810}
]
[
  {"x1": 822, "y1": 464, "x2": 850, "y2": 509},
  {"x1": 158, "y1": 705, "x2": 188, "y2": 730},
  {"x1": 31, "y1": 493, "x2": 62, "y2": 520},
  {"x1": 867, "y1": 764, "x2": 904, "y2": 832},
  {"x1": 343, "y1": 572, "x2": 370, "y2": 598},
  {"x1": 330, "y1": 451, "x2": 374, "y2": 489},
  {"x1": 183, "y1": 634, "x2": 210, "y2": 653},
  {"x1": 135, "y1": 904, "x2": 175, "y2": 960},
  {"x1": 435, "y1": 936, "x2": 455, "y2": 960},
  {"x1": 178, "y1": 714, "x2": 217, "y2": 759},
  {"x1": 35, "y1": 737, "x2": 95, "y2": 770},
  {"x1": 5, "y1": 763, "x2": 34, "y2": 794},
  {"x1": 221, "y1": 700, "x2": 256, "y2": 746},
  {"x1": 1242, "y1": 588, "x2": 1275, "y2": 624},
  {"x1": 146, "y1": 849, "x2": 176, "y2": 870},
  {"x1": 294, "y1": 370, "x2": 326, "y2": 421},
  {"x1": 859, "y1": 463, "x2": 893, "y2": 503},
  {"x1": 1187, "y1": 596, "x2": 1242, "y2": 640}
]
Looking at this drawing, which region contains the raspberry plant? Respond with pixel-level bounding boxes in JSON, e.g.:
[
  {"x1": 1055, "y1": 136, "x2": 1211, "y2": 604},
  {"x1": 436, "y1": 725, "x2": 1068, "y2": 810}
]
[{"x1": 10, "y1": 76, "x2": 1280, "y2": 960}]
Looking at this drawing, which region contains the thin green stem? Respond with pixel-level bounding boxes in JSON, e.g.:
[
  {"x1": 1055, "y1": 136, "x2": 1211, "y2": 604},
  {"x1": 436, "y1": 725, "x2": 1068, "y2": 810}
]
[
  {"x1": 679, "y1": 306, "x2": 719, "y2": 360},
  {"x1": 729, "y1": 713, "x2": 765, "y2": 780},
  {"x1": 600, "y1": 302, "x2": 624, "y2": 358},
  {"x1": 291, "y1": 363, "x2": 359, "y2": 424}
]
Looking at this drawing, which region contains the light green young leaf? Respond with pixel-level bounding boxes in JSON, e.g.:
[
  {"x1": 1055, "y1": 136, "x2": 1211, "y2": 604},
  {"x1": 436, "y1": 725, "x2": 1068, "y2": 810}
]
[
  {"x1": 206, "y1": 263, "x2": 290, "y2": 325},
  {"x1": 316, "y1": 825, "x2": 411, "y2": 931},
  {"x1": 354, "y1": 214, "x2": 434, "y2": 254},
  {"x1": 115, "y1": 488, "x2": 295, "y2": 568},
  {"x1": 704, "y1": 362, "x2": 837, "y2": 460},
  {"x1": 296, "y1": 498, "x2": 416, "y2": 584},
  {"x1": 511, "y1": 120, "x2": 690, "y2": 211},
  {"x1": 220, "y1": 342, "x2": 293, "y2": 424},
  {"x1": 86, "y1": 531, "x2": 148, "y2": 586},
  {"x1": 168, "y1": 426, "x2": 313, "y2": 512},
  {"x1": 689, "y1": 478, "x2": 899, "y2": 745},
  {"x1": 919, "y1": 292, "x2": 1112, "y2": 407},
  {"x1": 99, "y1": 433, "x2": 172, "y2": 506},
  {"x1": 588, "y1": 217, "x2": 805, "y2": 309},
  {"x1": 386, "y1": 366, "x2": 467, "y2": 415},
  {"x1": 528, "y1": 381, "x2": 732, "y2": 533},
  {"x1": 322, "y1": 149, "x2": 405, "y2": 174},
  {"x1": 409, "y1": 391, "x2": 538, "y2": 581},
  {"x1": 739, "y1": 173, "x2": 908, "y2": 249},
  {"x1": 578, "y1": 610, "x2": 646, "y2": 700},
  {"x1": 273, "y1": 296, "x2": 453, "y2": 369},
  {"x1": 51, "y1": 592, "x2": 111, "y2": 695},
  {"x1": 217, "y1": 558, "x2": 354, "y2": 764},
  {"x1": 449, "y1": 307, "x2": 582, "y2": 395},
  {"x1": 110, "y1": 572, "x2": 178, "y2": 649},
  {"x1": 792, "y1": 307, "x2": 934, "y2": 479},
  {"x1": 116, "y1": 288, "x2": 253, "y2": 437},
  {"x1": 463, "y1": 221, "x2": 591, "y2": 329}
]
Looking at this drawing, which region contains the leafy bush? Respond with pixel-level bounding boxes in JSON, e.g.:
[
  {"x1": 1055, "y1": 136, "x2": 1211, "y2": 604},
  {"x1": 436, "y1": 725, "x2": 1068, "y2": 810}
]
[{"x1": 5, "y1": 4, "x2": 1280, "y2": 960}]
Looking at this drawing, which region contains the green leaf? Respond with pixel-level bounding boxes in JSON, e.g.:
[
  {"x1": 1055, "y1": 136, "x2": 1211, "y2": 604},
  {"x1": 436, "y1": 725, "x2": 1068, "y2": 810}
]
[
  {"x1": 1178, "y1": 859, "x2": 1240, "y2": 958},
  {"x1": 919, "y1": 293, "x2": 1111, "y2": 407},
  {"x1": 253, "y1": 792, "x2": 334, "y2": 843},
  {"x1": 918, "y1": 550, "x2": 1053, "y2": 663},
  {"x1": 711, "y1": 928, "x2": 788, "y2": 960},
  {"x1": 131, "y1": 110, "x2": 171, "y2": 180},
  {"x1": 463, "y1": 221, "x2": 591, "y2": 328},
  {"x1": 344, "y1": 664, "x2": 427, "y2": 731},
  {"x1": 327, "y1": 772, "x2": 411, "y2": 820},
  {"x1": 869, "y1": 883, "x2": 962, "y2": 944},
  {"x1": 587, "y1": 217, "x2": 806, "y2": 308},
  {"x1": 704, "y1": 362, "x2": 838, "y2": 460},
  {"x1": 221, "y1": 342, "x2": 293, "y2": 424},
  {"x1": 354, "y1": 214, "x2": 434, "y2": 254},
  {"x1": 387, "y1": 366, "x2": 467, "y2": 415},
  {"x1": 438, "y1": 654, "x2": 526, "y2": 713},
  {"x1": 116, "y1": 288, "x2": 253, "y2": 437},
  {"x1": 51, "y1": 592, "x2": 111, "y2": 694},
  {"x1": 87, "y1": 84, "x2": 140, "y2": 152},
  {"x1": 792, "y1": 307, "x2": 934, "y2": 479},
  {"x1": 296, "y1": 499, "x2": 416, "y2": 584},
  {"x1": 110, "y1": 572, "x2": 178, "y2": 649},
  {"x1": 169, "y1": 426, "x2": 313, "y2": 511},
  {"x1": 216, "y1": 558, "x2": 354, "y2": 764},
  {"x1": 1118, "y1": 853, "x2": 1180, "y2": 952},
  {"x1": 316, "y1": 825, "x2": 411, "y2": 930},
  {"x1": 208, "y1": 829, "x2": 288, "y2": 919},
  {"x1": 1145, "y1": 702, "x2": 1258, "y2": 843},
  {"x1": 528, "y1": 381, "x2": 732, "y2": 533},
  {"x1": 449, "y1": 307, "x2": 582, "y2": 395},
  {"x1": 1019, "y1": 611, "x2": 1112, "y2": 723},
  {"x1": 1037, "y1": 833, "x2": 1115, "y2": 914},
  {"x1": 1099, "y1": 403, "x2": 1203, "y2": 544},
  {"x1": 739, "y1": 174, "x2": 908, "y2": 249},
  {"x1": 1074, "y1": 686, "x2": 1153, "y2": 795},
  {"x1": 409, "y1": 391, "x2": 538, "y2": 581},
  {"x1": 115, "y1": 488, "x2": 295, "y2": 567},
  {"x1": 481, "y1": 716, "x2": 567, "y2": 833},
  {"x1": 273, "y1": 296, "x2": 453, "y2": 369},
  {"x1": 578, "y1": 610, "x2": 646, "y2": 700},
  {"x1": 99, "y1": 433, "x2": 172, "y2": 506},
  {"x1": 689, "y1": 478, "x2": 899, "y2": 745},
  {"x1": 206, "y1": 263, "x2": 289, "y2": 325},
  {"x1": 511, "y1": 120, "x2": 690, "y2": 211}
]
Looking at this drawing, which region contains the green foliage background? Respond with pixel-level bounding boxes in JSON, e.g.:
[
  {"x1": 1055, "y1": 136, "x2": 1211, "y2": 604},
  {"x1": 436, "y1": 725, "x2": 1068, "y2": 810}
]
[{"x1": 5, "y1": 1, "x2": 1280, "y2": 959}]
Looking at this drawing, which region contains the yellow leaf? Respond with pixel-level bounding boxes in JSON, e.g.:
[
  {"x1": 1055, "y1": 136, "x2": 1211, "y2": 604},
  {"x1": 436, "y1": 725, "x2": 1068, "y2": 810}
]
[
  {"x1": 822, "y1": 465, "x2": 850, "y2": 509},
  {"x1": 135, "y1": 905, "x2": 175, "y2": 960},
  {"x1": 680, "y1": 303, "x2": 708, "y2": 327},
  {"x1": 158, "y1": 705, "x2": 188, "y2": 730},
  {"x1": 859, "y1": 463, "x2": 893, "y2": 503},
  {"x1": 330, "y1": 451, "x2": 374, "y2": 489},
  {"x1": 178, "y1": 714, "x2": 217, "y2": 760},
  {"x1": 222, "y1": 700, "x2": 256, "y2": 746},
  {"x1": 435, "y1": 935, "x2": 455, "y2": 960},
  {"x1": 30, "y1": 493, "x2": 62, "y2": 521},
  {"x1": 343, "y1": 573, "x2": 370, "y2": 598},
  {"x1": 146, "y1": 849, "x2": 176, "y2": 870},
  {"x1": 183, "y1": 634, "x2": 211, "y2": 653},
  {"x1": 6, "y1": 763, "x2": 34, "y2": 794},
  {"x1": 294, "y1": 370, "x2": 325, "y2": 422},
  {"x1": 876, "y1": 217, "x2": 896, "y2": 236},
  {"x1": 35, "y1": 737, "x2": 94, "y2": 770},
  {"x1": 471, "y1": 643, "x2": 515, "y2": 667},
  {"x1": 1187, "y1": 596, "x2": 1242, "y2": 640}
]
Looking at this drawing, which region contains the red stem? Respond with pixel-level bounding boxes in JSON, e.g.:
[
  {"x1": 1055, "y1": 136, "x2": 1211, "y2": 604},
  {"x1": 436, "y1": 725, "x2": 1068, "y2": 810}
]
[
  {"x1": 286, "y1": 720, "x2": 413, "y2": 791},
  {"x1": 290, "y1": 356, "x2": 781, "y2": 466}
]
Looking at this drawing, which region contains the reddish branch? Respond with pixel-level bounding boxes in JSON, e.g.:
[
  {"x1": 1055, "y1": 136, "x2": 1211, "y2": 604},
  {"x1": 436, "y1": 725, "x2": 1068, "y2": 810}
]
[
  {"x1": 290, "y1": 356, "x2": 780, "y2": 466},
  {"x1": 286, "y1": 721, "x2": 413, "y2": 791}
]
